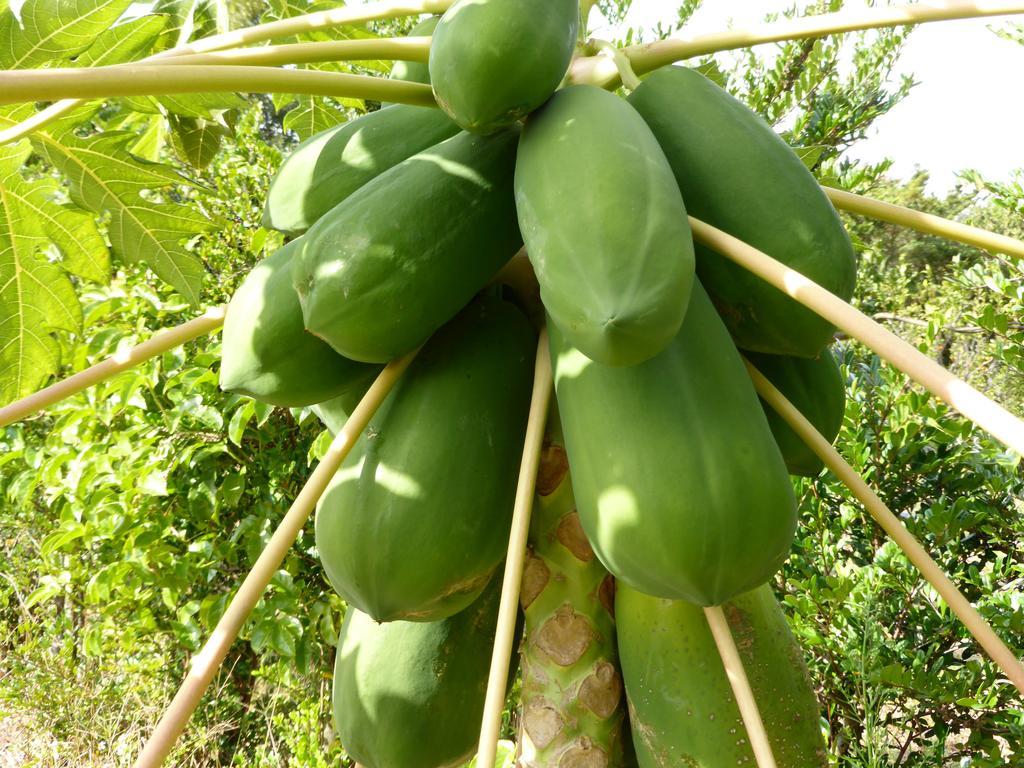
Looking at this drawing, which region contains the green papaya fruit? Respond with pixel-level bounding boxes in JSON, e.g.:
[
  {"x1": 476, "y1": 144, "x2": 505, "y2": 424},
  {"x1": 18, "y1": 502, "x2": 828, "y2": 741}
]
[
  {"x1": 746, "y1": 348, "x2": 846, "y2": 477},
  {"x1": 429, "y1": 0, "x2": 578, "y2": 134},
  {"x1": 617, "y1": 583, "x2": 828, "y2": 768},
  {"x1": 628, "y1": 66, "x2": 856, "y2": 358},
  {"x1": 514, "y1": 85, "x2": 694, "y2": 367},
  {"x1": 316, "y1": 296, "x2": 536, "y2": 622},
  {"x1": 262, "y1": 104, "x2": 458, "y2": 236},
  {"x1": 293, "y1": 128, "x2": 523, "y2": 364},
  {"x1": 333, "y1": 573, "x2": 520, "y2": 768},
  {"x1": 219, "y1": 239, "x2": 379, "y2": 407},
  {"x1": 388, "y1": 15, "x2": 439, "y2": 87},
  {"x1": 549, "y1": 283, "x2": 797, "y2": 606}
]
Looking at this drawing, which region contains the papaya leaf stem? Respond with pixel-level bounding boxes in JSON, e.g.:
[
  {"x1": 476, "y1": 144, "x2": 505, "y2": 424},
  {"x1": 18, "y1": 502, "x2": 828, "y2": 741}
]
[
  {"x1": 704, "y1": 605, "x2": 779, "y2": 768},
  {"x1": 689, "y1": 216, "x2": 1024, "y2": 456},
  {"x1": 0, "y1": 66, "x2": 437, "y2": 108},
  {"x1": 476, "y1": 330, "x2": 552, "y2": 768},
  {"x1": 745, "y1": 359, "x2": 1024, "y2": 695},
  {"x1": 132, "y1": 349, "x2": 420, "y2": 768},
  {"x1": 0, "y1": 0, "x2": 452, "y2": 144},
  {"x1": 126, "y1": 37, "x2": 432, "y2": 68},
  {"x1": 589, "y1": 37, "x2": 641, "y2": 91},
  {"x1": 824, "y1": 186, "x2": 1024, "y2": 261},
  {"x1": 0, "y1": 305, "x2": 226, "y2": 428},
  {"x1": 569, "y1": 0, "x2": 1024, "y2": 88}
]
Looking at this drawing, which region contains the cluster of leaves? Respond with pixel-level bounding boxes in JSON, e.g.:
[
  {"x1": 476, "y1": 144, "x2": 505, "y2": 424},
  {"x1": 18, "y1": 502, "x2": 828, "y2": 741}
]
[
  {"x1": 841, "y1": 169, "x2": 1024, "y2": 413},
  {"x1": 0, "y1": 0, "x2": 401, "y2": 404},
  {"x1": 784, "y1": 345, "x2": 1023, "y2": 766},
  {"x1": 0, "y1": 101, "x2": 348, "y2": 765},
  {"x1": 777, "y1": 171, "x2": 1024, "y2": 766}
]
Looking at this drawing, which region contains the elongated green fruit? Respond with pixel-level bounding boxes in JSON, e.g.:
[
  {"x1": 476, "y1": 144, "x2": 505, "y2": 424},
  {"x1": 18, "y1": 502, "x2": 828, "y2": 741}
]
[
  {"x1": 550, "y1": 283, "x2": 796, "y2": 606},
  {"x1": 333, "y1": 574, "x2": 520, "y2": 768},
  {"x1": 219, "y1": 239, "x2": 379, "y2": 407},
  {"x1": 262, "y1": 104, "x2": 458, "y2": 236},
  {"x1": 388, "y1": 15, "x2": 439, "y2": 86},
  {"x1": 617, "y1": 583, "x2": 827, "y2": 768},
  {"x1": 519, "y1": 412, "x2": 627, "y2": 767},
  {"x1": 628, "y1": 66, "x2": 856, "y2": 358},
  {"x1": 316, "y1": 296, "x2": 535, "y2": 622},
  {"x1": 515, "y1": 85, "x2": 694, "y2": 367},
  {"x1": 429, "y1": 0, "x2": 578, "y2": 134},
  {"x1": 294, "y1": 128, "x2": 523, "y2": 363},
  {"x1": 746, "y1": 348, "x2": 846, "y2": 477}
]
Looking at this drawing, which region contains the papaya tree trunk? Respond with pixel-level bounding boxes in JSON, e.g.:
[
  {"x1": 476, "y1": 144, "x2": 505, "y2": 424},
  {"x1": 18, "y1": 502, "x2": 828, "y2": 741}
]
[{"x1": 517, "y1": 411, "x2": 627, "y2": 768}]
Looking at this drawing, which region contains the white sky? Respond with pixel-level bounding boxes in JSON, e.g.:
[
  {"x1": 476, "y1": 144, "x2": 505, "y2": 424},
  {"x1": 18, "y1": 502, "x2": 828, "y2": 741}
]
[{"x1": 595, "y1": 1, "x2": 1024, "y2": 193}]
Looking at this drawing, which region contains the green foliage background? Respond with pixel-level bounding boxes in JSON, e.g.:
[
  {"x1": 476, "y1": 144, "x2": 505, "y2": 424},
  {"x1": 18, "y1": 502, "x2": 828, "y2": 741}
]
[{"x1": 0, "y1": 2, "x2": 1022, "y2": 767}]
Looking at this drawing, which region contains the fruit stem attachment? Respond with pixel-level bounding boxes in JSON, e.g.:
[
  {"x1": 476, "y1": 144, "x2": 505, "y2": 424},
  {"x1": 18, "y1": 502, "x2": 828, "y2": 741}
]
[
  {"x1": 132, "y1": 350, "x2": 419, "y2": 768},
  {"x1": 0, "y1": 0, "x2": 453, "y2": 143},
  {"x1": 824, "y1": 185, "x2": 1024, "y2": 261},
  {"x1": 589, "y1": 38, "x2": 641, "y2": 91},
  {"x1": 569, "y1": 0, "x2": 1024, "y2": 88},
  {"x1": 689, "y1": 216, "x2": 1024, "y2": 456},
  {"x1": 477, "y1": 330, "x2": 553, "y2": 768},
  {"x1": 0, "y1": 66, "x2": 437, "y2": 108},
  {"x1": 745, "y1": 358, "x2": 1024, "y2": 695},
  {"x1": 703, "y1": 605, "x2": 779, "y2": 768},
  {"x1": 126, "y1": 37, "x2": 432, "y2": 68},
  {"x1": 0, "y1": 305, "x2": 227, "y2": 428}
]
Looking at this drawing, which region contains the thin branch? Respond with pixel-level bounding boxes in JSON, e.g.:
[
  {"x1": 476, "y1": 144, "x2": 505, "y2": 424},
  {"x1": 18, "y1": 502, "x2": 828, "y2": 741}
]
[
  {"x1": 569, "y1": 1, "x2": 1024, "y2": 87},
  {"x1": 0, "y1": 305, "x2": 226, "y2": 428},
  {"x1": 688, "y1": 217, "x2": 1024, "y2": 456},
  {"x1": 132, "y1": 350, "x2": 419, "y2": 768},
  {"x1": 150, "y1": 0, "x2": 450, "y2": 59},
  {"x1": 129, "y1": 37, "x2": 431, "y2": 68},
  {"x1": 825, "y1": 186, "x2": 1024, "y2": 262},
  {"x1": 0, "y1": 0, "x2": 452, "y2": 143},
  {"x1": 871, "y1": 312, "x2": 1022, "y2": 335},
  {"x1": 744, "y1": 358, "x2": 1024, "y2": 695},
  {"x1": 476, "y1": 330, "x2": 552, "y2": 768},
  {"x1": 0, "y1": 66, "x2": 436, "y2": 107},
  {"x1": 704, "y1": 605, "x2": 779, "y2": 768}
]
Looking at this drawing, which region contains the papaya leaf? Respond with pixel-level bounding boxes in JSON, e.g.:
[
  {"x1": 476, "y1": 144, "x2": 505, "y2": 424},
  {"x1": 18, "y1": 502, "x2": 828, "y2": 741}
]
[
  {"x1": 32, "y1": 130, "x2": 216, "y2": 304},
  {"x1": 123, "y1": 96, "x2": 165, "y2": 116},
  {"x1": 125, "y1": 93, "x2": 247, "y2": 120},
  {"x1": 0, "y1": 155, "x2": 83, "y2": 402},
  {"x1": 0, "y1": 105, "x2": 32, "y2": 168},
  {"x1": 282, "y1": 97, "x2": 348, "y2": 141},
  {"x1": 130, "y1": 114, "x2": 170, "y2": 161},
  {"x1": 169, "y1": 115, "x2": 230, "y2": 170},
  {"x1": 158, "y1": 92, "x2": 247, "y2": 119},
  {"x1": 5, "y1": 176, "x2": 109, "y2": 282},
  {"x1": 74, "y1": 13, "x2": 167, "y2": 67},
  {"x1": 0, "y1": 0, "x2": 135, "y2": 69},
  {"x1": 4, "y1": 16, "x2": 168, "y2": 142},
  {"x1": 153, "y1": 0, "x2": 219, "y2": 52},
  {"x1": 123, "y1": 94, "x2": 246, "y2": 120}
]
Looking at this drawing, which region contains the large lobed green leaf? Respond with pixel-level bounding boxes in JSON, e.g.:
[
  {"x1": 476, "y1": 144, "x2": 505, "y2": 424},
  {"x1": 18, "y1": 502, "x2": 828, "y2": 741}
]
[
  {"x1": 33, "y1": 129, "x2": 214, "y2": 304},
  {"x1": 0, "y1": 0, "x2": 134, "y2": 69},
  {"x1": 0, "y1": 149, "x2": 83, "y2": 402}
]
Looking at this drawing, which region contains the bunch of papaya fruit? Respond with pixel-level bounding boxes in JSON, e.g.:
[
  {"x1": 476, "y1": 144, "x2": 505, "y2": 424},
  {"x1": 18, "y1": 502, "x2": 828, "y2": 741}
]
[{"x1": 219, "y1": 0, "x2": 856, "y2": 765}]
